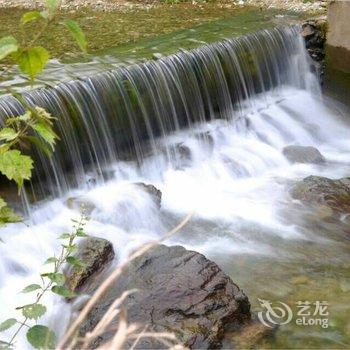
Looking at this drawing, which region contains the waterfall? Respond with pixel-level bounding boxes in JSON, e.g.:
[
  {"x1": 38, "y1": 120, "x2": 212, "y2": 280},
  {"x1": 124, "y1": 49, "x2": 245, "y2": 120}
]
[
  {"x1": 0, "y1": 26, "x2": 317, "y2": 201},
  {"x1": 1, "y1": 24, "x2": 350, "y2": 349}
]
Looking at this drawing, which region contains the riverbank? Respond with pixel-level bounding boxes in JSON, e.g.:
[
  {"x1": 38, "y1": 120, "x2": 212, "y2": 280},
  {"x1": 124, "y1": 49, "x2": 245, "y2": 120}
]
[{"x1": 0, "y1": 0, "x2": 328, "y2": 13}]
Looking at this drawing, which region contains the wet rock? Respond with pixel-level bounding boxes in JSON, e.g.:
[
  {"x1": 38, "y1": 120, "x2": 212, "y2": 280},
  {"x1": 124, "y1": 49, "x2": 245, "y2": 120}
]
[
  {"x1": 282, "y1": 145, "x2": 325, "y2": 164},
  {"x1": 78, "y1": 244, "x2": 252, "y2": 349},
  {"x1": 224, "y1": 319, "x2": 276, "y2": 349},
  {"x1": 194, "y1": 130, "x2": 215, "y2": 153},
  {"x1": 301, "y1": 19, "x2": 327, "y2": 82},
  {"x1": 174, "y1": 142, "x2": 192, "y2": 168},
  {"x1": 66, "y1": 196, "x2": 96, "y2": 215},
  {"x1": 134, "y1": 182, "x2": 162, "y2": 208},
  {"x1": 65, "y1": 237, "x2": 115, "y2": 294},
  {"x1": 290, "y1": 175, "x2": 350, "y2": 213}
]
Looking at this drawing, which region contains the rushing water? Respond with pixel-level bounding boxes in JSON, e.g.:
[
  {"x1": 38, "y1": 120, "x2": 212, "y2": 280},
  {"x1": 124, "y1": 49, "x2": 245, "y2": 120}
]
[{"x1": 0, "y1": 26, "x2": 350, "y2": 348}]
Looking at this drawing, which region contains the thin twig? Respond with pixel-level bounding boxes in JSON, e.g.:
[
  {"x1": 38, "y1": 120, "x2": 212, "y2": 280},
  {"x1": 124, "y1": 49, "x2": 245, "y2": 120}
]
[{"x1": 58, "y1": 212, "x2": 194, "y2": 349}]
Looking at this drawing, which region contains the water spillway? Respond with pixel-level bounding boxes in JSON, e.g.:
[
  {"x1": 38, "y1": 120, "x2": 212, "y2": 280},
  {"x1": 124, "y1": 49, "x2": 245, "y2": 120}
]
[
  {"x1": 1, "y1": 24, "x2": 350, "y2": 349},
  {"x1": 0, "y1": 26, "x2": 316, "y2": 199}
]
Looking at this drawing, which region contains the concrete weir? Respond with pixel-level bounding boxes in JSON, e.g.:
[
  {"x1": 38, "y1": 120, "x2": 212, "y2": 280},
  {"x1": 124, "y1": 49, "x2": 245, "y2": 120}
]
[{"x1": 327, "y1": 0, "x2": 350, "y2": 72}]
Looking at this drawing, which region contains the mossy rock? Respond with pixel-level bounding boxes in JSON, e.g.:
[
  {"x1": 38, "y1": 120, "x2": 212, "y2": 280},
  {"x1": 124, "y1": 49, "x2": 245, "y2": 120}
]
[
  {"x1": 65, "y1": 237, "x2": 115, "y2": 294},
  {"x1": 290, "y1": 175, "x2": 350, "y2": 213}
]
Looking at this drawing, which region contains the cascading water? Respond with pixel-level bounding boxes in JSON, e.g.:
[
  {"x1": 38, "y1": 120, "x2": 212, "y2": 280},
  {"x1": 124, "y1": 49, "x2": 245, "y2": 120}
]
[
  {"x1": 0, "y1": 26, "x2": 317, "y2": 200},
  {"x1": 0, "y1": 25, "x2": 349, "y2": 348}
]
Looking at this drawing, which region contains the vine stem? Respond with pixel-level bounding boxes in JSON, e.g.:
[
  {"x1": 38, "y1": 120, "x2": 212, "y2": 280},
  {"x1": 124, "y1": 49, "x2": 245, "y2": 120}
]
[{"x1": 8, "y1": 213, "x2": 87, "y2": 347}]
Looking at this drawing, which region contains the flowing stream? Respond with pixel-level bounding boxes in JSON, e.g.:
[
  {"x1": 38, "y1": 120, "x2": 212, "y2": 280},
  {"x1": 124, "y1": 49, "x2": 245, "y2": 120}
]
[{"x1": 0, "y1": 25, "x2": 349, "y2": 348}]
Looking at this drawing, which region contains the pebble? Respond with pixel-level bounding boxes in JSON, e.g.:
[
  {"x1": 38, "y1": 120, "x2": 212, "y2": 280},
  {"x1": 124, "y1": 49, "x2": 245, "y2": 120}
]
[{"x1": 0, "y1": 0, "x2": 329, "y2": 12}]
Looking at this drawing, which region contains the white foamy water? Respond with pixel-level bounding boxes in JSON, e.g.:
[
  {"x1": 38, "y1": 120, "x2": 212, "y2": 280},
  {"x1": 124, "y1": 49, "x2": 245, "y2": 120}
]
[
  {"x1": 1, "y1": 25, "x2": 350, "y2": 348},
  {"x1": 1, "y1": 87, "x2": 350, "y2": 348}
]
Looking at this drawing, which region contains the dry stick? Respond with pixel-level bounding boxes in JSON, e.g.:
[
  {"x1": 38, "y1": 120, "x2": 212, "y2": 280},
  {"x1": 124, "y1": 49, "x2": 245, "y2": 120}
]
[
  {"x1": 129, "y1": 325, "x2": 148, "y2": 350},
  {"x1": 80, "y1": 290, "x2": 138, "y2": 349},
  {"x1": 109, "y1": 309, "x2": 128, "y2": 349},
  {"x1": 58, "y1": 212, "x2": 194, "y2": 350}
]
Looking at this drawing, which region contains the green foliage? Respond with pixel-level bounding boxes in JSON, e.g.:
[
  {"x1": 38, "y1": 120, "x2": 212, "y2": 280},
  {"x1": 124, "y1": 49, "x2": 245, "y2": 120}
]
[
  {"x1": 21, "y1": 284, "x2": 42, "y2": 293},
  {"x1": 0, "y1": 36, "x2": 18, "y2": 61},
  {"x1": 0, "y1": 198, "x2": 21, "y2": 227},
  {"x1": 0, "y1": 107, "x2": 58, "y2": 225},
  {"x1": 41, "y1": 272, "x2": 65, "y2": 285},
  {"x1": 51, "y1": 285, "x2": 76, "y2": 298},
  {"x1": 15, "y1": 47, "x2": 50, "y2": 81},
  {"x1": 22, "y1": 304, "x2": 47, "y2": 320},
  {"x1": 0, "y1": 319, "x2": 17, "y2": 332},
  {"x1": 21, "y1": 11, "x2": 43, "y2": 25},
  {"x1": 0, "y1": 128, "x2": 19, "y2": 142},
  {"x1": 1, "y1": 214, "x2": 89, "y2": 348},
  {"x1": 26, "y1": 325, "x2": 55, "y2": 349},
  {"x1": 66, "y1": 255, "x2": 85, "y2": 267},
  {"x1": 0, "y1": 3, "x2": 89, "y2": 347},
  {"x1": 0, "y1": 150, "x2": 33, "y2": 189},
  {"x1": 66, "y1": 20, "x2": 87, "y2": 52},
  {"x1": 44, "y1": 257, "x2": 58, "y2": 265}
]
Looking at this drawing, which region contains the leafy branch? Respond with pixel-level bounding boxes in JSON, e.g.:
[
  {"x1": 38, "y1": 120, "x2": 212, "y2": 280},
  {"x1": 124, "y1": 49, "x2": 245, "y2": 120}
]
[
  {"x1": 0, "y1": 212, "x2": 89, "y2": 349},
  {"x1": 0, "y1": 0, "x2": 87, "y2": 228}
]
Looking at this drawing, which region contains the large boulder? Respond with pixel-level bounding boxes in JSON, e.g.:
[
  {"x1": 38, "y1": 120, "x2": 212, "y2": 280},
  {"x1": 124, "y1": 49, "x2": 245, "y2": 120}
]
[
  {"x1": 78, "y1": 244, "x2": 252, "y2": 349},
  {"x1": 282, "y1": 145, "x2": 325, "y2": 164},
  {"x1": 65, "y1": 237, "x2": 115, "y2": 294},
  {"x1": 290, "y1": 175, "x2": 350, "y2": 213}
]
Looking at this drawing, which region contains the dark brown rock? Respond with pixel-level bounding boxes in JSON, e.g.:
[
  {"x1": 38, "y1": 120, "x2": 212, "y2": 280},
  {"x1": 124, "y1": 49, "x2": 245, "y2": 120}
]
[
  {"x1": 78, "y1": 244, "x2": 251, "y2": 349},
  {"x1": 290, "y1": 175, "x2": 350, "y2": 213},
  {"x1": 302, "y1": 19, "x2": 327, "y2": 82},
  {"x1": 65, "y1": 237, "x2": 115, "y2": 294}
]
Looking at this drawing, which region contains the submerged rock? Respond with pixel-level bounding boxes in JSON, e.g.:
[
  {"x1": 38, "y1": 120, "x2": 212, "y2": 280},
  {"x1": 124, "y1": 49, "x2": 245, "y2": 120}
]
[
  {"x1": 134, "y1": 182, "x2": 162, "y2": 208},
  {"x1": 224, "y1": 319, "x2": 276, "y2": 349},
  {"x1": 78, "y1": 244, "x2": 252, "y2": 349},
  {"x1": 65, "y1": 237, "x2": 115, "y2": 294},
  {"x1": 66, "y1": 196, "x2": 96, "y2": 215},
  {"x1": 290, "y1": 175, "x2": 350, "y2": 213},
  {"x1": 282, "y1": 145, "x2": 325, "y2": 164}
]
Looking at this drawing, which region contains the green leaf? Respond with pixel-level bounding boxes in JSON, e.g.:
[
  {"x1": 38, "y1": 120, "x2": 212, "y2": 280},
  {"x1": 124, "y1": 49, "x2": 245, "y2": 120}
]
[
  {"x1": 0, "y1": 144, "x2": 10, "y2": 154},
  {"x1": 0, "y1": 319, "x2": 17, "y2": 332},
  {"x1": 65, "y1": 20, "x2": 87, "y2": 52},
  {"x1": 51, "y1": 286, "x2": 76, "y2": 298},
  {"x1": 21, "y1": 11, "x2": 42, "y2": 25},
  {"x1": 14, "y1": 47, "x2": 49, "y2": 80},
  {"x1": 62, "y1": 244, "x2": 77, "y2": 254},
  {"x1": 0, "y1": 128, "x2": 19, "y2": 142},
  {"x1": 0, "y1": 198, "x2": 6, "y2": 210},
  {"x1": 76, "y1": 228, "x2": 87, "y2": 237},
  {"x1": 0, "y1": 197, "x2": 21, "y2": 227},
  {"x1": 21, "y1": 284, "x2": 41, "y2": 293},
  {"x1": 44, "y1": 257, "x2": 58, "y2": 264},
  {"x1": 21, "y1": 284, "x2": 42, "y2": 293},
  {"x1": 26, "y1": 325, "x2": 55, "y2": 349},
  {"x1": 66, "y1": 256, "x2": 85, "y2": 267},
  {"x1": 58, "y1": 233, "x2": 70, "y2": 239},
  {"x1": 33, "y1": 107, "x2": 55, "y2": 124},
  {"x1": 0, "y1": 150, "x2": 33, "y2": 188},
  {"x1": 32, "y1": 122, "x2": 56, "y2": 149},
  {"x1": 22, "y1": 304, "x2": 46, "y2": 320},
  {"x1": 0, "y1": 36, "x2": 18, "y2": 61},
  {"x1": 5, "y1": 112, "x2": 32, "y2": 126},
  {"x1": 41, "y1": 272, "x2": 65, "y2": 285},
  {"x1": 25, "y1": 136, "x2": 53, "y2": 157},
  {"x1": 45, "y1": 0, "x2": 59, "y2": 14}
]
